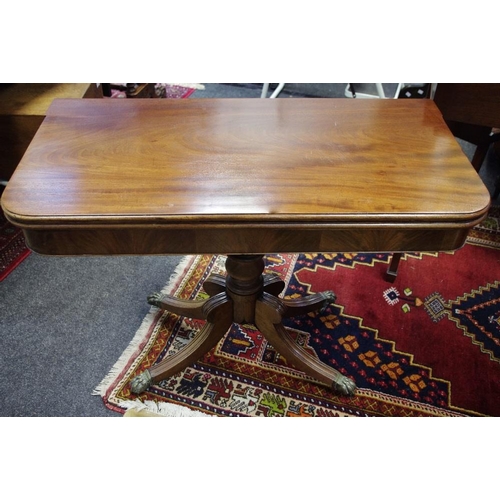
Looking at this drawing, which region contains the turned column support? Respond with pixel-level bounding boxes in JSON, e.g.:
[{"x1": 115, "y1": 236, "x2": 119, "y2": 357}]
[{"x1": 224, "y1": 255, "x2": 265, "y2": 324}]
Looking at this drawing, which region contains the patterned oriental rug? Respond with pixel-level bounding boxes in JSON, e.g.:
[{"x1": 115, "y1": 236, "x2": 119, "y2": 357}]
[
  {"x1": 109, "y1": 83, "x2": 201, "y2": 99},
  {"x1": 0, "y1": 209, "x2": 30, "y2": 281},
  {"x1": 95, "y1": 207, "x2": 500, "y2": 417}
]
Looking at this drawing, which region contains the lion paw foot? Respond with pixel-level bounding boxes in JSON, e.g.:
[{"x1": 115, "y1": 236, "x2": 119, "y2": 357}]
[
  {"x1": 320, "y1": 290, "x2": 337, "y2": 313},
  {"x1": 332, "y1": 376, "x2": 356, "y2": 396},
  {"x1": 147, "y1": 292, "x2": 164, "y2": 307},
  {"x1": 130, "y1": 371, "x2": 153, "y2": 394}
]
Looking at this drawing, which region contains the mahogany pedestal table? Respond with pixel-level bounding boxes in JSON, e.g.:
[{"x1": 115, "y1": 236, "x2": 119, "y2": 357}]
[{"x1": 1, "y1": 98, "x2": 491, "y2": 397}]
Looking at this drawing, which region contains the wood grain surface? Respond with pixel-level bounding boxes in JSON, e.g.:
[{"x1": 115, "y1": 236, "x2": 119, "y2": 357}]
[{"x1": 1, "y1": 98, "x2": 491, "y2": 255}]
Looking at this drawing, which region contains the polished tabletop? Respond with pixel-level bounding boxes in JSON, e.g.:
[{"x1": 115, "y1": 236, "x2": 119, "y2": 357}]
[{"x1": 1, "y1": 98, "x2": 491, "y2": 255}]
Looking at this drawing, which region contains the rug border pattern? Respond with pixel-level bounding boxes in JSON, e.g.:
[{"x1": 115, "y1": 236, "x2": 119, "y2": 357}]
[{"x1": 94, "y1": 254, "x2": 489, "y2": 417}]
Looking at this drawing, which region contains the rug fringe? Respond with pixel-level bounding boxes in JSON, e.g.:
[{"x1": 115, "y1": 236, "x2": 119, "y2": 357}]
[
  {"x1": 92, "y1": 255, "x2": 196, "y2": 397},
  {"x1": 122, "y1": 400, "x2": 215, "y2": 417}
]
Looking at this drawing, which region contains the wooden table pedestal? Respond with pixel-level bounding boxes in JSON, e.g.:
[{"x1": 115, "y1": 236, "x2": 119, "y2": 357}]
[{"x1": 130, "y1": 254, "x2": 356, "y2": 395}]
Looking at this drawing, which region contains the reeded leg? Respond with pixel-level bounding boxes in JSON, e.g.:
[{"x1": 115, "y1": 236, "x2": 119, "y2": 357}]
[
  {"x1": 281, "y1": 290, "x2": 336, "y2": 318},
  {"x1": 131, "y1": 292, "x2": 233, "y2": 394},
  {"x1": 147, "y1": 292, "x2": 209, "y2": 320},
  {"x1": 255, "y1": 292, "x2": 357, "y2": 396}
]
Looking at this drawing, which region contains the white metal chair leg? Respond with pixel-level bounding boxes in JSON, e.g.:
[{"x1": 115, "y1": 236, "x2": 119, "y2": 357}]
[
  {"x1": 261, "y1": 83, "x2": 285, "y2": 98},
  {"x1": 270, "y1": 83, "x2": 285, "y2": 98},
  {"x1": 393, "y1": 83, "x2": 404, "y2": 98},
  {"x1": 375, "y1": 83, "x2": 386, "y2": 98}
]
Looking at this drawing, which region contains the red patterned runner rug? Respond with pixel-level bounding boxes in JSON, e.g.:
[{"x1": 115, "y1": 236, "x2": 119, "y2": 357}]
[
  {"x1": 0, "y1": 208, "x2": 30, "y2": 281},
  {"x1": 95, "y1": 208, "x2": 500, "y2": 417}
]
